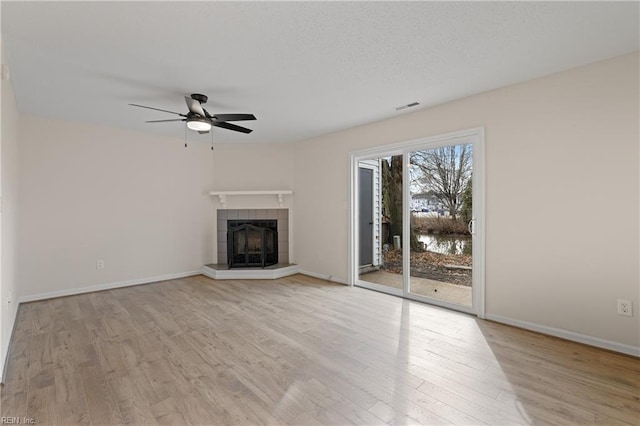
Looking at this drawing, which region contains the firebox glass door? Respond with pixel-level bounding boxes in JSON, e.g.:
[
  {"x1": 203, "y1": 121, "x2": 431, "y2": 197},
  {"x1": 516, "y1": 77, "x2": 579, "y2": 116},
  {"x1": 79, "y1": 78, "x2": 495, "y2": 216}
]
[
  {"x1": 246, "y1": 227, "x2": 262, "y2": 265},
  {"x1": 229, "y1": 222, "x2": 279, "y2": 268}
]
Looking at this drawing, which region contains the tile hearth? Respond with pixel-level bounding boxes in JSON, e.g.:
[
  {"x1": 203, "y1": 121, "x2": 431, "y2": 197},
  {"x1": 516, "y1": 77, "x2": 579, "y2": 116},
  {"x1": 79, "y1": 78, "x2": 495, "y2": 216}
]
[{"x1": 202, "y1": 263, "x2": 299, "y2": 280}]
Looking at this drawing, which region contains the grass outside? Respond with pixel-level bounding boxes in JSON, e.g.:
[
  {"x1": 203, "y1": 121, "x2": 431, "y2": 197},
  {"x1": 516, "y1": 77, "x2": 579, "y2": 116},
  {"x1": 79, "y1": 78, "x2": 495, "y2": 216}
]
[
  {"x1": 379, "y1": 215, "x2": 473, "y2": 286},
  {"x1": 411, "y1": 215, "x2": 470, "y2": 235},
  {"x1": 382, "y1": 247, "x2": 472, "y2": 287}
]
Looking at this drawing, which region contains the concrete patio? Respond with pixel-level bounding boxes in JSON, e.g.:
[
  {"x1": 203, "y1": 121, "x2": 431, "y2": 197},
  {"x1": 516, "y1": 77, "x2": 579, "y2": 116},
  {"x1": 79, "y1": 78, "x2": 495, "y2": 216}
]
[{"x1": 359, "y1": 270, "x2": 472, "y2": 306}]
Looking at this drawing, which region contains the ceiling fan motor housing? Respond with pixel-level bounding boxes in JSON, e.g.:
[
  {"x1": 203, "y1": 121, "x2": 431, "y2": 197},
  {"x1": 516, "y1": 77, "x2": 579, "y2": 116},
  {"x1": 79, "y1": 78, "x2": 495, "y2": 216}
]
[{"x1": 191, "y1": 93, "x2": 208, "y2": 104}]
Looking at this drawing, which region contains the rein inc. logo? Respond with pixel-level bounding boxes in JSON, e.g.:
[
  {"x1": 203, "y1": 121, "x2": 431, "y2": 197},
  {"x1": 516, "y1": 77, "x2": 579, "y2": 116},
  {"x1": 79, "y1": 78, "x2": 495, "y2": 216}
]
[{"x1": 1, "y1": 418, "x2": 35, "y2": 425}]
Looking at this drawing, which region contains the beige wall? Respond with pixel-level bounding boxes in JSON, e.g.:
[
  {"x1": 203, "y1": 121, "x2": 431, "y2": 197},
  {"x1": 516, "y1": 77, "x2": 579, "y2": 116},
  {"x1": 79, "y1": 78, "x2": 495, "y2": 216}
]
[
  {"x1": 293, "y1": 53, "x2": 640, "y2": 349},
  {"x1": 1, "y1": 41, "x2": 21, "y2": 377},
  {"x1": 210, "y1": 143, "x2": 293, "y2": 192},
  {"x1": 18, "y1": 116, "x2": 215, "y2": 297}
]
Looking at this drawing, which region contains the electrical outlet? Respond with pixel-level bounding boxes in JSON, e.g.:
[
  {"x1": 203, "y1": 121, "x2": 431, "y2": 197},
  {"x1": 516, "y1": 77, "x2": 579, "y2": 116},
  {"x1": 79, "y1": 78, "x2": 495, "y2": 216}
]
[
  {"x1": 617, "y1": 299, "x2": 633, "y2": 316},
  {"x1": 96, "y1": 260, "x2": 105, "y2": 270}
]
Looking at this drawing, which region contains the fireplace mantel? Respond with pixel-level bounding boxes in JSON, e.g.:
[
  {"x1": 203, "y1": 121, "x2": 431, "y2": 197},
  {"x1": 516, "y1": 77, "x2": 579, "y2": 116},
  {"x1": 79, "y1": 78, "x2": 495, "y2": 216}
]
[
  {"x1": 209, "y1": 190, "x2": 293, "y2": 208},
  {"x1": 208, "y1": 192, "x2": 295, "y2": 278}
]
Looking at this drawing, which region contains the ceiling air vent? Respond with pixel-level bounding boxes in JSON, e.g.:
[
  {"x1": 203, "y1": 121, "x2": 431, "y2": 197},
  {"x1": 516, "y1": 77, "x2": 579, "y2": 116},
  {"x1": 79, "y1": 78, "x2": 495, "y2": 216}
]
[{"x1": 395, "y1": 102, "x2": 420, "y2": 112}]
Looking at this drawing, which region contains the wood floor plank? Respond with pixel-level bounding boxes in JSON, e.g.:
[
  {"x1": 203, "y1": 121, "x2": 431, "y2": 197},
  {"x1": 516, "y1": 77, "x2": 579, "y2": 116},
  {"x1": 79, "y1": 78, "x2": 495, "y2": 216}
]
[
  {"x1": 197, "y1": 370, "x2": 278, "y2": 424},
  {"x1": 108, "y1": 374, "x2": 158, "y2": 425},
  {"x1": 53, "y1": 366, "x2": 90, "y2": 425},
  {"x1": 149, "y1": 397, "x2": 188, "y2": 425},
  {"x1": 26, "y1": 385, "x2": 57, "y2": 425},
  {"x1": 2, "y1": 274, "x2": 638, "y2": 425},
  {"x1": 79, "y1": 365, "x2": 125, "y2": 425},
  {"x1": 27, "y1": 333, "x2": 55, "y2": 391}
]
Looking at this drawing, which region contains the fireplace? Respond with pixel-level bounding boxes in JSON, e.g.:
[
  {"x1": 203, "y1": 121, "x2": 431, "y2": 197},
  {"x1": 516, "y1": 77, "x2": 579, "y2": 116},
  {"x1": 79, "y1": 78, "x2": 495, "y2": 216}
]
[
  {"x1": 216, "y1": 209, "x2": 289, "y2": 266},
  {"x1": 227, "y1": 220, "x2": 278, "y2": 268}
]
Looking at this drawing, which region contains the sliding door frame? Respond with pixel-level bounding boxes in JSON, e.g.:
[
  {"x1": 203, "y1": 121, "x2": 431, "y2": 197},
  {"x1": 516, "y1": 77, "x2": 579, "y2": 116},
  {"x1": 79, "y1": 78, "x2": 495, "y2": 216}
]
[{"x1": 348, "y1": 127, "x2": 485, "y2": 318}]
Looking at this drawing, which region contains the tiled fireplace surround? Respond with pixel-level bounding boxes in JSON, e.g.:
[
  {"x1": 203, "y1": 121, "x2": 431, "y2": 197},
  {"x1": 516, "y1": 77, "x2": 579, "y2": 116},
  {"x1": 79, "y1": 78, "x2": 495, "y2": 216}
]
[{"x1": 216, "y1": 209, "x2": 289, "y2": 265}]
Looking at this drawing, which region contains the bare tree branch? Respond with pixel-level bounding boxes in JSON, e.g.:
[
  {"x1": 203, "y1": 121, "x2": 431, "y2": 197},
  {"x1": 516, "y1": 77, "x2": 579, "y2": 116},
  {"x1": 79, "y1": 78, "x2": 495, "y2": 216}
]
[{"x1": 410, "y1": 145, "x2": 472, "y2": 220}]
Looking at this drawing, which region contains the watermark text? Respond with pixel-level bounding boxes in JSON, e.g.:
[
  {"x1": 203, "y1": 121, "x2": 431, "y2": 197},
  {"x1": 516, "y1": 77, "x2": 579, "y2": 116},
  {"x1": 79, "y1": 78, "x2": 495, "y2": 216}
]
[{"x1": 1, "y1": 417, "x2": 36, "y2": 424}]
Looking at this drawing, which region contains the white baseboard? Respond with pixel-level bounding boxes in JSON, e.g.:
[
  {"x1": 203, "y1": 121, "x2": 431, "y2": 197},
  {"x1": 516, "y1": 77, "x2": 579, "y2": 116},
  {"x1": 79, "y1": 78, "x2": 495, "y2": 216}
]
[
  {"x1": 485, "y1": 313, "x2": 640, "y2": 357},
  {"x1": 18, "y1": 270, "x2": 202, "y2": 303},
  {"x1": 299, "y1": 270, "x2": 348, "y2": 285},
  {"x1": 1, "y1": 303, "x2": 19, "y2": 384}
]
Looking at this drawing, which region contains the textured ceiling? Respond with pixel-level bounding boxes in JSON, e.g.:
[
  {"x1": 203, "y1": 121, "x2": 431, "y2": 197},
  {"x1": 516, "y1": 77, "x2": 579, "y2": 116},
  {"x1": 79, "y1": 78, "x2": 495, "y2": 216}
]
[{"x1": 2, "y1": 1, "x2": 638, "y2": 144}]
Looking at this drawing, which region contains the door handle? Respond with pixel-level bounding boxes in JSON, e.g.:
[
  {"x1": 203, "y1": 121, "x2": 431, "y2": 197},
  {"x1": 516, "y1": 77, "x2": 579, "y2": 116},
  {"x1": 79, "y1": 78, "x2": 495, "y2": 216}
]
[{"x1": 467, "y1": 218, "x2": 476, "y2": 235}]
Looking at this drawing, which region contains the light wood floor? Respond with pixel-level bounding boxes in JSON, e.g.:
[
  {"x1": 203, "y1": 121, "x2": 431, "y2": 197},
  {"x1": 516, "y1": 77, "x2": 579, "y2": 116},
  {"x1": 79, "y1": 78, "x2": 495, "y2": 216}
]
[{"x1": 1, "y1": 274, "x2": 638, "y2": 425}]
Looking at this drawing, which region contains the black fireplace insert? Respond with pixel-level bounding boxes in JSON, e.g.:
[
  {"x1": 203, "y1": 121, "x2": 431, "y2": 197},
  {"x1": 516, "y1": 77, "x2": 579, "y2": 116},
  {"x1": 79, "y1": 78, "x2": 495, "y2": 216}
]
[{"x1": 227, "y1": 220, "x2": 278, "y2": 268}]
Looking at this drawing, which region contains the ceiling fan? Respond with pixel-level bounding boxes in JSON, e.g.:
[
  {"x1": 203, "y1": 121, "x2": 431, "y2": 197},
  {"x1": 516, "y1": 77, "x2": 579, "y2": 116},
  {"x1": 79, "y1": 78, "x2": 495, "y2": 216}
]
[{"x1": 129, "y1": 94, "x2": 256, "y2": 134}]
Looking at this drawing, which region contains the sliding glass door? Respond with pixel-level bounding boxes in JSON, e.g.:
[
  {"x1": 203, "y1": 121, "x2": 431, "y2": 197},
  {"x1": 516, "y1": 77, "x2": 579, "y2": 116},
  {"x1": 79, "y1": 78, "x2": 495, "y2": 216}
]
[
  {"x1": 351, "y1": 128, "x2": 484, "y2": 316},
  {"x1": 408, "y1": 143, "x2": 473, "y2": 308}
]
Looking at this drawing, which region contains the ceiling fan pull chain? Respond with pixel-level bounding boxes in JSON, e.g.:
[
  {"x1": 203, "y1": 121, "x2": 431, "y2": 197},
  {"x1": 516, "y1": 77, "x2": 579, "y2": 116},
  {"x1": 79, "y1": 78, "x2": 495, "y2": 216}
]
[
  {"x1": 184, "y1": 123, "x2": 188, "y2": 148},
  {"x1": 211, "y1": 131, "x2": 214, "y2": 150}
]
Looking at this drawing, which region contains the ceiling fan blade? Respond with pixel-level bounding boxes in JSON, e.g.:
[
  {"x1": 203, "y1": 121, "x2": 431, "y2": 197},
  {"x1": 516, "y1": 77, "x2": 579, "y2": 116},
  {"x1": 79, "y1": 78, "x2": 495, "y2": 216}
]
[
  {"x1": 213, "y1": 121, "x2": 253, "y2": 134},
  {"x1": 145, "y1": 119, "x2": 186, "y2": 123},
  {"x1": 213, "y1": 114, "x2": 256, "y2": 122},
  {"x1": 185, "y1": 96, "x2": 206, "y2": 117},
  {"x1": 129, "y1": 104, "x2": 185, "y2": 116}
]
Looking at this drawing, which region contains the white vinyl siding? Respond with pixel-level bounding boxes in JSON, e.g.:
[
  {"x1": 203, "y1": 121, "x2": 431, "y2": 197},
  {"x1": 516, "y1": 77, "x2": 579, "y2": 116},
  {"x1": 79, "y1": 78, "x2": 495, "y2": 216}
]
[{"x1": 359, "y1": 159, "x2": 381, "y2": 266}]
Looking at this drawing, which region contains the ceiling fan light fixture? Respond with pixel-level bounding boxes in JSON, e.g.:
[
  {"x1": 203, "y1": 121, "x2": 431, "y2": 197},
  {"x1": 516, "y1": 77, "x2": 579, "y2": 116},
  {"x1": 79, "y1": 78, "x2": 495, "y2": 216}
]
[{"x1": 186, "y1": 118, "x2": 211, "y2": 132}]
